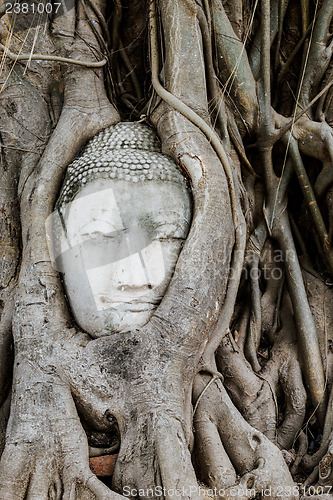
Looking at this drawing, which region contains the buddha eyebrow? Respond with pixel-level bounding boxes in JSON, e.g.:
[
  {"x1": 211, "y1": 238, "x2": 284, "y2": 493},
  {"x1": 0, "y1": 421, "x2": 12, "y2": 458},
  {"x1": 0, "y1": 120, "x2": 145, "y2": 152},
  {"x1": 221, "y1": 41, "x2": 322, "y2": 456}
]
[
  {"x1": 154, "y1": 216, "x2": 190, "y2": 226},
  {"x1": 154, "y1": 221, "x2": 183, "y2": 230},
  {"x1": 79, "y1": 220, "x2": 123, "y2": 234},
  {"x1": 158, "y1": 210, "x2": 187, "y2": 216},
  {"x1": 151, "y1": 210, "x2": 190, "y2": 220}
]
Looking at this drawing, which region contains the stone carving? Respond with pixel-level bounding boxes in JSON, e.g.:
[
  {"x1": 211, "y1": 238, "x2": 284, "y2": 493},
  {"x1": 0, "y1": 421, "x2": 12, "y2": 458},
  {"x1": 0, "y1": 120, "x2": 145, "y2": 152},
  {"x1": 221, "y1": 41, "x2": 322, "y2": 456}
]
[{"x1": 53, "y1": 122, "x2": 192, "y2": 337}]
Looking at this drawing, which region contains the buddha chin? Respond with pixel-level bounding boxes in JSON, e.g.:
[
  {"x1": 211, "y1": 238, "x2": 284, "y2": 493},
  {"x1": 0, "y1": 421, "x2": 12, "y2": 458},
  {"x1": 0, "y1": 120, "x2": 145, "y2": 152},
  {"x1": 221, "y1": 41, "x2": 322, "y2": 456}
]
[{"x1": 90, "y1": 302, "x2": 157, "y2": 337}]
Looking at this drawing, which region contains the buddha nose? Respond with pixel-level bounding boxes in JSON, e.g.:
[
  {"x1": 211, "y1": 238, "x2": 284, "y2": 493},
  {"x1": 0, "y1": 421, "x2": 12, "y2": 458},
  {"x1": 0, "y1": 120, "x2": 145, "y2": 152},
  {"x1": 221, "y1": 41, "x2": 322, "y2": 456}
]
[{"x1": 116, "y1": 252, "x2": 153, "y2": 291}]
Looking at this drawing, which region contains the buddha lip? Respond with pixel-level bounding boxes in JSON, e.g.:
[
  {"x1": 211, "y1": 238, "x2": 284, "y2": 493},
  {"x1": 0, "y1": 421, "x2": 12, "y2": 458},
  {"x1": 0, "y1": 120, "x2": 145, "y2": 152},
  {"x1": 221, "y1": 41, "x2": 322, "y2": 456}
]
[
  {"x1": 128, "y1": 306, "x2": 155, "y2": 312},
  {"x1": 98, "y1": 295, "x2": 161, "y2": 305},
  {"x1": 115, "y1": 301, "x2": 158, "y2": 311},
  {"x1": 102, "y1": 302, "x2": 157, "y2": 313},
  {"x1": 129, "y1": 298, "x2": 161, "y2": 305},
  {"x1": 97, "y1": 297, "x2": 161, "y2": 312}
]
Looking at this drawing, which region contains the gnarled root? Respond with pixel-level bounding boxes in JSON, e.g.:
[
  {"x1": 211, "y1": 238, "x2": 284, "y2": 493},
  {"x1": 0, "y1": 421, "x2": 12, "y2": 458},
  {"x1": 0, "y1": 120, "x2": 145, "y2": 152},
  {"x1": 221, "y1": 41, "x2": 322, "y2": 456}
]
[
  {"x1": 193, "y1": 373, "x2": 298, "y2": 499},
  {"x1": 0, "y1": 357, "x2": 124, "y2": 500},
  {"x1": 318, "y1": 436, "x2": 333, "y2": 486}
]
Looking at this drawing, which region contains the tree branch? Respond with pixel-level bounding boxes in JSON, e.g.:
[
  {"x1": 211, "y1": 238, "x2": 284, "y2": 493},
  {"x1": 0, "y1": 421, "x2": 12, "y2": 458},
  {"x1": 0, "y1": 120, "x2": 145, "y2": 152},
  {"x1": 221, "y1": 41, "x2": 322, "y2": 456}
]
[{"x1": 0, "y1": 43, "x2": 107, "y2": 68}]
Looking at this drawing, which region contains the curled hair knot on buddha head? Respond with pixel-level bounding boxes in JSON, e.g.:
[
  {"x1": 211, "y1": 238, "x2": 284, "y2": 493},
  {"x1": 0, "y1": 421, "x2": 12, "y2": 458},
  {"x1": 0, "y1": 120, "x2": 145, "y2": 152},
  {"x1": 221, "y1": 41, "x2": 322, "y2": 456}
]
[{"x1": 56, "y1": 121, "x2": 189, "y2": 213}]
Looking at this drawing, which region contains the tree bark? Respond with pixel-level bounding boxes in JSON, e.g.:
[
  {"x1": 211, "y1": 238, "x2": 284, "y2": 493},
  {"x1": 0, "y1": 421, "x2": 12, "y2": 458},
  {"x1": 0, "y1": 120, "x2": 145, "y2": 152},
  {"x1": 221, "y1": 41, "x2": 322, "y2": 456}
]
[{"x1": 0, "y1": 0, "x2": 332, "y2": 498}]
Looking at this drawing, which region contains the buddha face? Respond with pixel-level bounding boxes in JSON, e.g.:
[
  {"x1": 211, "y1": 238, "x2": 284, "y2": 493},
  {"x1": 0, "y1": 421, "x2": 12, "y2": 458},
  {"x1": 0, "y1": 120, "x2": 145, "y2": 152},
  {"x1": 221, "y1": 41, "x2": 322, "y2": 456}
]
[{"x1": 56, "y1": 178, "x2": 192, "y2": 337}]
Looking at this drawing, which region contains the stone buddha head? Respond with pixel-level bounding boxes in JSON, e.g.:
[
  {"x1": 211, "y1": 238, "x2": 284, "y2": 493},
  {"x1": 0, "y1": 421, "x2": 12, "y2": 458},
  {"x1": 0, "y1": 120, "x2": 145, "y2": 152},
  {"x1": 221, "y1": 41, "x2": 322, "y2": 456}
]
[{"x1": 51, "y1": 122, "x2": 192, "y2": 338}]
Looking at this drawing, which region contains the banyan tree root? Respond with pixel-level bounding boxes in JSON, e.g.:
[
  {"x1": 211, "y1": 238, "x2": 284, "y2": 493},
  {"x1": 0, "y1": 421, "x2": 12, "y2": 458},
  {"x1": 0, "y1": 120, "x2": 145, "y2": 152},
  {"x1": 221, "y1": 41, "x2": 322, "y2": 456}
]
[
  {"x1": 215, "y1": 250, "x2": 308, "y2": 451},
  {"x1": 0, "y1": 0, "x2": 333, "y2": 497},
  {"x1": 318, "y1": 436, "x2": 333, "y2": 486},
  {"x1": 193, "y1": 373, "x2": 298, "y2": 499},
  {"x1": 1, "y1": 1, "x2": 236, "y2": 497},
  {"x1": 0, "y1": 1, "x2": 122, "y2": 498},
  {"x1": 302, "y1": 383, "x2": 333, "y2": 475}
]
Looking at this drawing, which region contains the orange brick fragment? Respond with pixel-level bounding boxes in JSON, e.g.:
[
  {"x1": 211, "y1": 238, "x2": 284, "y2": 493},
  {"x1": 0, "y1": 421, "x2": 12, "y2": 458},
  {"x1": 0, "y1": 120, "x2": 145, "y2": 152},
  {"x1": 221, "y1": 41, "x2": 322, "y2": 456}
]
[{"x1": 89, "y1": 454, "x2": 118, "y2": 477}]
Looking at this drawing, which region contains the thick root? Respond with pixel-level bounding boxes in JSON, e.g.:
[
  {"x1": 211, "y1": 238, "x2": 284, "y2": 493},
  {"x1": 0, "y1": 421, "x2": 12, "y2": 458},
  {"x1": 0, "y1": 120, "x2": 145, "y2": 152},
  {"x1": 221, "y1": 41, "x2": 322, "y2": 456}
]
[
  {"x1": 0, "y1": 359, "x2": 124, "y2": 500},
  {"x1": 193, "y1": 373, "x2": 298, "y2": 499}
]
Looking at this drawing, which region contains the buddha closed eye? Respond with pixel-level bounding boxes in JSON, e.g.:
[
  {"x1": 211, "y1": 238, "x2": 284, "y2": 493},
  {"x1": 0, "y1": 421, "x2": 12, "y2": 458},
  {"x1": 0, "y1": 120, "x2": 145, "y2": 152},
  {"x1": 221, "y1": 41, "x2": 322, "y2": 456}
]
[{"x1": 53, "y1": 122, "x2": 192, "y2": 338}]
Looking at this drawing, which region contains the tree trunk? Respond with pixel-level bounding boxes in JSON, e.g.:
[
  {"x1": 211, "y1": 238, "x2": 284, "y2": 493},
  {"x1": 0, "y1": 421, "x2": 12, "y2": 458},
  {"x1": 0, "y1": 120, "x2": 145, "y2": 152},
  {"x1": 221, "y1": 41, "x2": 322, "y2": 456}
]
[{"x1": 0, "y1": 0, "x2": 332, "y2": 498}]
